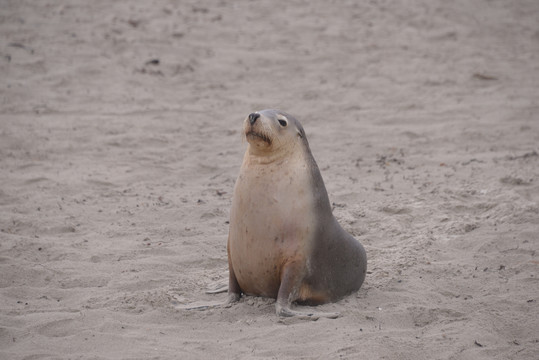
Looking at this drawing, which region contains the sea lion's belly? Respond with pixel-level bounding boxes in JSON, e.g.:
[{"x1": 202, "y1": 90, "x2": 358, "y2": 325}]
[{"x1": 228, "y1": 163, "x2": 314, "y2": 298}]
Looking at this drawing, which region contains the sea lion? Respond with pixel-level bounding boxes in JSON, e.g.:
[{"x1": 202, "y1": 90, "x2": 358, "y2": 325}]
[{"x1": 226, "y1": 109, "x2": 367, "y2": 318}]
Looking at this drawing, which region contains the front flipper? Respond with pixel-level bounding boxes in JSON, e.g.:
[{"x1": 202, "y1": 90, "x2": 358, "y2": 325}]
[
  {"x1": 179, "y1": 260, "x2": 241, "y2": 311},
  {"x1": 276, "y1": 262, "x2": 340, "y2": 320},
  {"x1": 205, "y1": 283, "x2": 228, "y2": 294},
  {"x1": 179, "y1": 292, "x2": 239, "y2": 311}
]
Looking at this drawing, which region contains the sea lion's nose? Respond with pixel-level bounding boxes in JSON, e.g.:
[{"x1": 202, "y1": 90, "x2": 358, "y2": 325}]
[{"x1": 248, "y1": 112, "x2": 260, "y2": 125}]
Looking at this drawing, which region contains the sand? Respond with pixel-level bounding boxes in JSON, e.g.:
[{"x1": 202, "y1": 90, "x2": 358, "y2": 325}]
[{"x1": 1, "y1": 0, "x2": 538, "y2": 359}]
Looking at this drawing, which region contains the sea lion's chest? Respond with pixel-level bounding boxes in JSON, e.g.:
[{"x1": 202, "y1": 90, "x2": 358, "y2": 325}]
[{"x1": 228, "y1": 157, "x2": 316, "y2": 296}]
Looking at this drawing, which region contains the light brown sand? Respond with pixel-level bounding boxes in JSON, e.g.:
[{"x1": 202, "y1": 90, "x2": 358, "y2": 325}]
[{"x1": 1, "y1": 0, "x2": 538, "y2": 359}]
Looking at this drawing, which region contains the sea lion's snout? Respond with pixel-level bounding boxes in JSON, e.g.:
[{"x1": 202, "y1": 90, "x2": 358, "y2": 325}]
[{"x1": 248, "y1": 112, "x2": 260, "y2": 125}]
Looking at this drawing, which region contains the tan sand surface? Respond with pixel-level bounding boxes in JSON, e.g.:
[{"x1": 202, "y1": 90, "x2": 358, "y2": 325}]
[{"x1": 1, "y1": 0, "x2": 538, "y2": 359}]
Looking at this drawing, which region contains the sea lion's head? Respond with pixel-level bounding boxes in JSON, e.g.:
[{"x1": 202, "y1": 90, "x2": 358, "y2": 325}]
[{"x1": 243, "y1": 109, "x2": 306, "y2": 156}]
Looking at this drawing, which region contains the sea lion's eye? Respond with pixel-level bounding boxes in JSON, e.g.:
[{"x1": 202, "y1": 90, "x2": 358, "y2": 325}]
[{"x1": 277, "y1": 116, "x2": 288, "y2": 127}]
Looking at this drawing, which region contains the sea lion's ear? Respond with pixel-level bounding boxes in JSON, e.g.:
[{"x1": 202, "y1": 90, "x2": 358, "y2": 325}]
[{"x1": 297, "y1": 128, "x2": 303, "y2": 138}]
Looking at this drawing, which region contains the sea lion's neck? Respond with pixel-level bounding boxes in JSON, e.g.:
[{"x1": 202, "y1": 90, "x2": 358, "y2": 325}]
[
  {"x1": 246, "y1": 152, "x2": 286, "y2": 165},
  {"x1": 246, "y1": 143, "x2": 302, "y2": 165}
]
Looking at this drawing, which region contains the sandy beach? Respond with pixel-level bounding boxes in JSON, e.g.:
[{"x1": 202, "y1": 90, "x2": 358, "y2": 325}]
[{"x1": 1, "y1": 0, "x2": 538, "y2": 359}]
